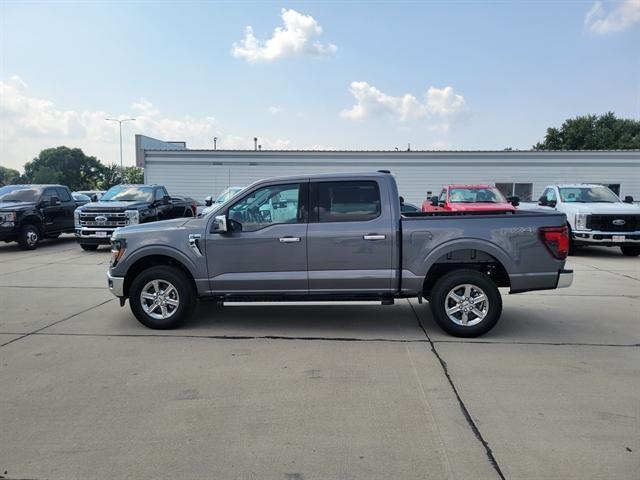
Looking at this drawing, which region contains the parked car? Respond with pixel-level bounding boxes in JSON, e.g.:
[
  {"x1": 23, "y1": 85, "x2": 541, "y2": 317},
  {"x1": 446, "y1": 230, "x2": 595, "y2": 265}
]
[
  {"x1": 535, "y1": 184, "x2": 640, "y2": 256},
  {"x1": 399, "y1": 197, "x2": 419, "y2": 213},
  {"x1": 72, "y1": 192, "x2": 92, "y2": 206},
  {"x1": 202, "y1": 186, "x2": 246, "y2": 216},
  {"x1": 422, "y1": 185, "x2": 518, "y2": 213},
  {"x1": 172, "y1": 196, "x2": 199, "y2": 217},
  {"x1": 74, "y1": 184, "x2": 194, "y2": 251},
  {"x1": 0, "y1": 184, "x2": 77, "y2": 249},
  {"x1": 74, "y1": 190, "x2": 105, "y2": 202},
  {"x1": 107, "y1": 172, "x2": 572, "y2": 337}
]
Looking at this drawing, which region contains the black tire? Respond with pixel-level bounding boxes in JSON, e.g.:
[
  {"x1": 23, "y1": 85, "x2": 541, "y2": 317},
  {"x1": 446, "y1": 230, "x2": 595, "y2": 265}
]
[
  {"x1": 80, "y1": 244, "x2": 98, "y2": 251},
  {"x1": 620, "y1": 246, "x2": 640, "y2": 257},
  {"x1": 129, "y1": 265, "x2": 196, "y2": 329},
  {"x1": 567, "y1": 224, "x2": 577, "y2": 256},
  {"x1": 429, "y1": 269, "x2": 502, "y2": 338},
  {"x1": 18, "y1": 224, "x2": 40, "y2": 250}
]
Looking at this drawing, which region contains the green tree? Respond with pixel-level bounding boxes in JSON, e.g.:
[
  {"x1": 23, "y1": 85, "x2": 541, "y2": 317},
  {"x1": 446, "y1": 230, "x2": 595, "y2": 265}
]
[
  {"x1": 23, "y1": 146, "x2": 105, "y2": 190},
  {"x1": 98, "y1": 164, "x2": 145, "y2": 190},
  {"x1": 533, "y1": 112, "x2": 640, "y2": 150},
  {"x1": 0, "y1": 166, "x2": 21, "y2": 186}
]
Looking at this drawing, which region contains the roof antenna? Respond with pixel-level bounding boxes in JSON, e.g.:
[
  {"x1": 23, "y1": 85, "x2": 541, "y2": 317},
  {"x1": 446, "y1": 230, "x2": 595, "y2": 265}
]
[
  {"x1": 407, "y1": 143, "x2": 411, "y2": 151},
  {"x1": 254, "y1": 137, "x2": 258, "y2": 151},
  {"x1": 213, "y1": 137, "x2": 217, "y2": 150}
]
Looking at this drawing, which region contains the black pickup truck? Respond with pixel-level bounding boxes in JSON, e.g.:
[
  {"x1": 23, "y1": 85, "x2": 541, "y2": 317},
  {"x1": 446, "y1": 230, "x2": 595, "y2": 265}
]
[
  {"x1": 0, "y1": 184, "x2": 79, "y2": 250},
  {"x1": 74, "y1": 184, "x2": 193, "y2": 250}
]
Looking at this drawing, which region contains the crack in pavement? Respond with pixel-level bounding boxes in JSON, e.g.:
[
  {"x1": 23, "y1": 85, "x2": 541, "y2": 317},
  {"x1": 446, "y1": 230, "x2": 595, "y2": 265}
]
[
  {"x1": 408, "y1": 300, "x2": 506, "y2": 480},
  {"x1": 584, "y1": 264, "x2": 640, "y2": 283},
  {"x1": 0, "y1": 299, "x2": 115, "y2": 349}
]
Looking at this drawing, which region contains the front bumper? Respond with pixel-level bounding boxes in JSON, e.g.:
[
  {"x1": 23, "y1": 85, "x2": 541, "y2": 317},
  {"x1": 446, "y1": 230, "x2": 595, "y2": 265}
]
[
  {"x1": 76, "y1": 227, "x2": 116, "y2": 245},
  {"x1": 573, "y1": 230, "x2": 640, "y2": 246},
  {"x1": 107, "y1": 271, "x2": 125, "y2": 297},
  {"x1": 557, "y1": 269, "x2": 573, "y2": 289}
]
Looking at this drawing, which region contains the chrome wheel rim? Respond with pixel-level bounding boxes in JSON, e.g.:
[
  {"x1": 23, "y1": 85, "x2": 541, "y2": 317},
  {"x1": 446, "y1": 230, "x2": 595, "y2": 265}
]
[
  {"x1": 140, "y1": 279, "x2": 180, "y2": 320},
  {"x1": 26, "y1": 229, "x2": 38, "y2": 247},
  {"x1": 445, "y1": 283, "x2": 489, "y2": 327}
]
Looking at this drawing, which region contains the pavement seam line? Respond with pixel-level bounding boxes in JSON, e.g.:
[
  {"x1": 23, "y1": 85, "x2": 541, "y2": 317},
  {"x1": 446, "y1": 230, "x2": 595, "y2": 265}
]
[
  {"x1": 404, "y1": 343, "x2": 456, "y2": 479},
  {"x1": 583, "y1": 263, "x2": 640, "y2": 283},
  {"x1": 0, "y1": 298, "x2": 115, "y2": 349},
  {"x1": 408, "y1": 299, "x2": 506, "y2": 480}
]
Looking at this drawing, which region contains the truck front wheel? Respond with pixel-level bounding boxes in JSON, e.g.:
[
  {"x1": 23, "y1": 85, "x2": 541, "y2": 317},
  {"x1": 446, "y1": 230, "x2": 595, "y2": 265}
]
[
  {"x1": 429, "y1": 269, "x2": 502, "y2": 338},
  {"x1": 129, "y1": 265, "x2": 196, "y2": 329},
  {"x1": 620, "y1": 246, "x2": 640, "y2": 257},
  {"x1": 18, "y1": 224, "x2": 40, "y2": 250}
]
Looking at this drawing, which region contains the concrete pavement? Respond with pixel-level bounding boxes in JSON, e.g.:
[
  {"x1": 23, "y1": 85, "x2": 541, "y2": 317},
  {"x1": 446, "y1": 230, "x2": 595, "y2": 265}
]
[{"x1": 0, "y1": 236, "x2": 638, "y2": 479}]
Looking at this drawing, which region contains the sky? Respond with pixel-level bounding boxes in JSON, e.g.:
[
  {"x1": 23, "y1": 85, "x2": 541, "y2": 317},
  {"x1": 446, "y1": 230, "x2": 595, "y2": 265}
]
[{"x1": 1, "y1": 0, "x2": 639, "y2": 171}]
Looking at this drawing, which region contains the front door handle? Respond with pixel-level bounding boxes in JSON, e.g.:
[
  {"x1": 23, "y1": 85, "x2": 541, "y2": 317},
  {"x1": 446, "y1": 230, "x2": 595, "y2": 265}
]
[
  {"x1": 279, "y1": 236, "x2": 301, "y2": 243},
  {"x1": 363, "y1": 234, "x2": 386, "y2": 240}
]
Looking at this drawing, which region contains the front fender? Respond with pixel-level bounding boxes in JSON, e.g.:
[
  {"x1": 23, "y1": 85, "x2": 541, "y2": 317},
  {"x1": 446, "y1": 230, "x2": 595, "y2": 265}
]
[{"x1": 116, "y1": 244, "x2": 203, "y2": 279}]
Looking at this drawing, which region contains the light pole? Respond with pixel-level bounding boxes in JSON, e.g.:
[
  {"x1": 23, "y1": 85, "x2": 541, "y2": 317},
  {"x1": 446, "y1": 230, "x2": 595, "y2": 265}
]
[{"x1": 105, "y1": 118, "x2": 136, "y2": 171}]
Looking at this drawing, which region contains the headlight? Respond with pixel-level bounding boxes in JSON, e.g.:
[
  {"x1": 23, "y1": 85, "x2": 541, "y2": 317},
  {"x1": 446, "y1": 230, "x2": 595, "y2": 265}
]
[
  {"x1": 575, "y1": 213, "x2": 589, "y2": 230},
  {"x1": 125, "y1": 210, "x2": 140, "y2": 225},
  {"x1": 0, "y1": 212, "x2": 17, "y2": 224},
  {"x1": 74, "y1": 209, "x2": 80, "y2": 227},
  {"x1": 110, "y1": 238, "x2": 127, "y2": 267}
]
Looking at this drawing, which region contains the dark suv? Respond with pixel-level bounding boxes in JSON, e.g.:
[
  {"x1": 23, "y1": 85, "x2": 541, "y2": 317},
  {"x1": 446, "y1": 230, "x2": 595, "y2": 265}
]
[{"x1": 0, "y1": 184, "x2": 78, "y2": 250}]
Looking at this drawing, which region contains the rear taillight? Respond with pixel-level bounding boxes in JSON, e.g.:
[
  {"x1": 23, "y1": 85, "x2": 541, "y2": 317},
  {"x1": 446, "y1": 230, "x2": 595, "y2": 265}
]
[{"x1": 540, "y1": 226, "x2": 569, "y2": 260}]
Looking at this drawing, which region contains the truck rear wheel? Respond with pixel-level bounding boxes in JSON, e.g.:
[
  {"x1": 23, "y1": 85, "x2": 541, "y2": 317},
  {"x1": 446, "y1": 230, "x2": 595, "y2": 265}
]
[
  {"x1": 18, "y1": 224, "x2": 40, "y2": 250},
  {"x1": 620, "y1": 246, "x2": 640, "y2": 257},
  {"x1": 429, "y1": 269, "x2": 502, "y2": 338},
  {"x1": 129, "y1": 265, "x2": 196, "y2": 329}
]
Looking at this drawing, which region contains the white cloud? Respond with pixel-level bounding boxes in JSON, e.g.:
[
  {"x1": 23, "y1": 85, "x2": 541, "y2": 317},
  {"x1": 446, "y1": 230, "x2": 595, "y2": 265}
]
[
  {"x1": 268, "y1": 105, "x2": 284, "y2": 114},
  {"x1": 340, "y1": 81, "x2": 466, "y2": 124},
  {"x1": 232, "y1": 8, "x2": 337, "y2": 63},
  {"x1": 585, "y1": 0, "x2": 640, "y2": 34},
  {"x1": 0, "y1": 77, "x2": 290, "y2": 171}
]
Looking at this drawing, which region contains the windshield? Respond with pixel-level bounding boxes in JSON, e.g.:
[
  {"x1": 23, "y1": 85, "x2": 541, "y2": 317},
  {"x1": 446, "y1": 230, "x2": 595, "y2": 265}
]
[
  {"x1": 0, "y1": 186, "x2": 41, "y2": 203},
  {"x1": 448, "y1": 187, "x2": 507, "y2": 203},
  {"x1": 559, "y1": 187, "x2": 620, "y2": 203},
  {"x1": 101, "y1": 186, "x2": 153, "y2": 202},
  {"x1": 215, "y1": 186, "x2": 245, "y2": 203}
]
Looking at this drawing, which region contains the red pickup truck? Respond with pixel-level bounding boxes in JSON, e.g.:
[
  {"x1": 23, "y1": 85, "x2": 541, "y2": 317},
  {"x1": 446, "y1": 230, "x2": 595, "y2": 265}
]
[{"x1": 422, "y1": 185, "x2": 518, "y2": 213}]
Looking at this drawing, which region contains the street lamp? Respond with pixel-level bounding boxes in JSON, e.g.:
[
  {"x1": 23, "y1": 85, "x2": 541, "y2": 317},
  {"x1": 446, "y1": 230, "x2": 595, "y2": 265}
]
[{"x1": 105, "y1": 117, "x2": 136, "y2": 171}]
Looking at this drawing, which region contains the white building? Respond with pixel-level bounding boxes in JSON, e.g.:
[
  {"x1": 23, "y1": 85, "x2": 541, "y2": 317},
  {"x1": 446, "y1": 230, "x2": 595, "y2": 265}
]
[{"x1": 136, "y1": 135, "x2": 640, "y2": 205}]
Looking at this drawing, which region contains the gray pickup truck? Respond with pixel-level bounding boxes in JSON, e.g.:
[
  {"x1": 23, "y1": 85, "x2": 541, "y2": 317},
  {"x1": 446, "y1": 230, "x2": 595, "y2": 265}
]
[{"x1": 107, "y1": 172, "x2": 573, "y2": 337}]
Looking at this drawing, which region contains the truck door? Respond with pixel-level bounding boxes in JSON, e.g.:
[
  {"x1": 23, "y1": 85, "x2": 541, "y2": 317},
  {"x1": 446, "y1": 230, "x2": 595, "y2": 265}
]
[
  {"x1": 205, "y1": 182, "x2": 308, "y2": 294},
  {"x1": 306, "y1": 179, "x2": 395, "y2": 294},
  {"x1": 154, "y1": 187, "x2": 172, "y2": 220},
  {"x1": 56, "y1": 187, "x2": 76, "y2": 231},
  {"x1": 40, "y1": 188, "x2": 64, "y2": 232}
]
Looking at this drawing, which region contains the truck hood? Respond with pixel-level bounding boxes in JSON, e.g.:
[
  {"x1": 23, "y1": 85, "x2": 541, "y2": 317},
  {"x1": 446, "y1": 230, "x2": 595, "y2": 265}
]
[
  {"x1": 0, "y1": 201, "x2": 36, "y2": 211},
  {"x1": 561, "y1": 202, "x2": 640, "y2": 214},
  {"x1": 113, "y1": 217, "x2": 193, "y2": 237},
  {"x1": 80, "y1": 200, "x2": 150, "y2": 211}
]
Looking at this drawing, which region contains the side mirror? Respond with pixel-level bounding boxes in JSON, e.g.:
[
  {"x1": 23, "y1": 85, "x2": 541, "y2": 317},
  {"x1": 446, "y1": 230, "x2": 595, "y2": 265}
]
[
  {"x1": 507, "y1": 196, "x2": 520, "y2": 207},
  {"x1": 213, "y1": 214, "x2": 227, "y2": 233},
  {"x1": 163, "y1": 195, "x2": 171, "y2": 205},
  {"x1": 538, "y1": 196, "x2": 548, "y2": 206},
  {"x1": 91, "y1": 194, "x2": 98, "y2": 202},
  {"x1": 50, "y1": 197, "x2": 61, "y2": 207},
  {"x1": 624, "y1": 195, "x2": 634, "y2": 204},
  {"x1": 548, "y1": 200, "x2": 557, "y2": 208},
  {"x1": 205, "y1": 196, "x2": 213, "y2": 207},
  {"x1": 430, "y1": 196, "x2": 439, "y2": 207}
]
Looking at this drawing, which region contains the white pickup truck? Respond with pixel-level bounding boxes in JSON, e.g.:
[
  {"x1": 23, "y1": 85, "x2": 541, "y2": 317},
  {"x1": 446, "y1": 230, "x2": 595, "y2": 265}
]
[{"x1": 535, "y1": 184, "x2": 640, "y2": 256}]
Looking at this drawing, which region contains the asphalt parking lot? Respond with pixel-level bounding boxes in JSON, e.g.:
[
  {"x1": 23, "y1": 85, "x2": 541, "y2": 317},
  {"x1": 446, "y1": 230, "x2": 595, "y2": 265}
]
[{"x1": 0, "y1": 236, "x2": 638, "y2": 480}]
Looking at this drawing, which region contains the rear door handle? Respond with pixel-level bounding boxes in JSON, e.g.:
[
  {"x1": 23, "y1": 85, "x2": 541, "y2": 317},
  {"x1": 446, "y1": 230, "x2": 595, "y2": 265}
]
[
  {"x1": 363, "y1": 234, "x2": 386, "y2": 241},
  {"x1": 279, "y1": 236, "x2": 301, "y2": 243}
]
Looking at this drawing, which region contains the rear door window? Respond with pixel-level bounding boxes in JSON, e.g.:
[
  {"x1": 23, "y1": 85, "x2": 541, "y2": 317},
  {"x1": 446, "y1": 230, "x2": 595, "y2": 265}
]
[{"x1": 316, "y1": 181, "x2": 381, "y2": 223}]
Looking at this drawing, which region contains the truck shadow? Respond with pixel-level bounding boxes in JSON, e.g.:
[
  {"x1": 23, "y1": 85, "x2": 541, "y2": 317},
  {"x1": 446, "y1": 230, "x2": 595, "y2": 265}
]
[
  {"x1": 186, "y1": 302, "x2": 425, "y2": 340},
  {"x1": 0, "y1": 234, "x2": 79, "y2": 253}
]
